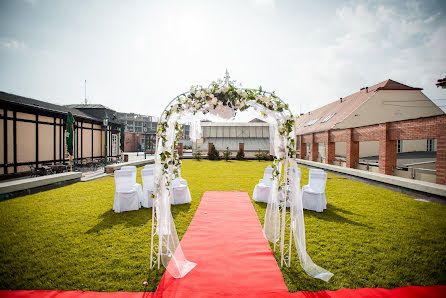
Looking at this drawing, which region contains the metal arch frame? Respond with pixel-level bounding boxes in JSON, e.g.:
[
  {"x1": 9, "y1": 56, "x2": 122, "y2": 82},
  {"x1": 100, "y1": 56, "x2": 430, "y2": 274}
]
[{"x1": 150, "y1": 85, "x2": 295, "y2": 271}]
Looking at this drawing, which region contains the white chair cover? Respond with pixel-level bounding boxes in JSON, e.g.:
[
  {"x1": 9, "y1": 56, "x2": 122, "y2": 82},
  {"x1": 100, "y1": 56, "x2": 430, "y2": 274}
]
[
  {"x1": 113, "y1": 170, "x2": 142, "y2": 213},
  {"x1": 121, "y1": 165, "x2": 137, "y2": 183},
  {"x1": 120, "y1": 165, "x2": 143, "y2": 197},
  {"x1": 302, "y1": 170, "x2": 328, "y2": 212},
  {"x1": 253, "y1": 165, "x2": 275, "y2": 203},
  {"x1": 171, "y1": 176, "x2": 192, "y2": 205},
  {"x1": 264, "y1": 165, "x2": 273, "y2": 179},
  {"x1": 141, "y1": 168, "x2": 154, "y2": 208}
]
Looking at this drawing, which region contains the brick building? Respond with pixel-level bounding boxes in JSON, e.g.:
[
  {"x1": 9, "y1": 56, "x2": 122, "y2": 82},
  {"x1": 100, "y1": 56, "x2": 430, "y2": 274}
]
[
  {"x1": 295, "y1": 79, "x2": 446, "y2": 185},
  {"x1": 117, "y1": 112, "x2": 191, "y2": 153}
]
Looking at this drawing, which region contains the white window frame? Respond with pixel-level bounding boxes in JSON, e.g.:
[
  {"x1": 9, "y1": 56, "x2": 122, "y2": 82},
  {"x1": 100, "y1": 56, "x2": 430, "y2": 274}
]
[
  {"x1": 426, "y1": 139, "x2": 434, "y2": 152},
  {"x1": 112, "y1": 134, "x2": 118, "y2": 156},
  {"x1": 397, "y1": 140, "x2": 403, "y2": 153}
]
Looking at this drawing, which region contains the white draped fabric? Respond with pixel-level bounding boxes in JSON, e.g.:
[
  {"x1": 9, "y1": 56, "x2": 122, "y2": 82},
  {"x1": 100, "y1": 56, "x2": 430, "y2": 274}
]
[
  {"x1": 264, "y1": 161, "x2": 333, "y2": 282},
  {"x1": 154, "y1": 113, "x2": 196, "y2": 278}
]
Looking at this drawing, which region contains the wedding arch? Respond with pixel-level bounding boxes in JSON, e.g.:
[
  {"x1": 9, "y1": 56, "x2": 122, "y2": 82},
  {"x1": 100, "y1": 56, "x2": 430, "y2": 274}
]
[{"x1": 150, "y1": 71, "x2": 333, "y2": 281}]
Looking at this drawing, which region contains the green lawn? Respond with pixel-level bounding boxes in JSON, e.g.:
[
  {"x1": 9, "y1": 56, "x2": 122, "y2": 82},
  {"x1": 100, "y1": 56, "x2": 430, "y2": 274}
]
[{"x1": 0, "y1": 160, "x2": 445, "y2": 292}]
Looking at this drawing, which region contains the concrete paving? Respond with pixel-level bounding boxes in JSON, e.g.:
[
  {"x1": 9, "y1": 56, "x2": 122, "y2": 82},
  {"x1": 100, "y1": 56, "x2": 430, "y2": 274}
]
[
  {"x1": 0, "y1": 172, "x2": 83, "y2": 200},
  {"x1": 296, "y1": 159, "x2": 446, "y2": 203}
]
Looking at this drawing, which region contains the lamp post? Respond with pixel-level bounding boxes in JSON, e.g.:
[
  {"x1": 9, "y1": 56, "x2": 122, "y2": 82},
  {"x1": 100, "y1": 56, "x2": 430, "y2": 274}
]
[
  {"x1": 136, "y1": 133, "x2": 139, "y2": 157},
  {"x1": 144, "y1": 123, "x2": 147, "y2": 159},
  {"x1": 103, "y1": 115, "x2": 109, "y2": 173}
]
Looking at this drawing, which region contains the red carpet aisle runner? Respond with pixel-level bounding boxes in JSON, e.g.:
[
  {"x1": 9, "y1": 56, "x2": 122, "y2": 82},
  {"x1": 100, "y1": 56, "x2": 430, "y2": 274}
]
[
  {"x1": 155, "y1": 191, "x2": 288, "y2": 297},
  {"x1": 1, "y1": 286, "x2": 445, "y2": 298}
]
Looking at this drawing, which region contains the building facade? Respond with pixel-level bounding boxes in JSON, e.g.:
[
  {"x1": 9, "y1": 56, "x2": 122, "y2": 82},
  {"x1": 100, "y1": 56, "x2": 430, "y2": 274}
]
[
  {"x1": 117, "y1": 112, "x2": 190, "y2": 153},
  {"x1": 294, "y1": 79, "x2": 446, "y2": 185},
  {"x1": 1, "y1": 92, "x2": 122, "y2": 179},
  {"x1": 194, "y1": 119, "x2": 271, "y2": 158}
]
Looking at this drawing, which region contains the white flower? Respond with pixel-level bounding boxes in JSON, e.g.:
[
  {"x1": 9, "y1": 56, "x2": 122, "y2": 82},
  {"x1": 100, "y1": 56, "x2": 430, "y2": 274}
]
[
  {"x1": 195, "y1": 103, "x2": 201, "y2": 109},
  {"x1": 239, "y1": 101, "x2": 245, "y2": 108},
  {"x1": 241, "y1": 92, "x2": 248, "y2": 99},
  {"x1": 190, "y1": 86, "x2": 196, "y2": 94},
  {"x1": 172, "y1": 105, "x2": 178, "y2": 112},
  {"x1": 264, "y1": 97, "x2": 270, "y2": 104},
  {"x1": 211, "y1": 97, "x2": 218, "y2": 105},
  {"x1": 215, "y1": 88, "x2": 221, "y2": 94},
  {"x1": 195, "y1": 91, "x2": 201, "y2": 98},
  {"x1": 223, "y1": 86, "x2": 229, "y2": 93}
]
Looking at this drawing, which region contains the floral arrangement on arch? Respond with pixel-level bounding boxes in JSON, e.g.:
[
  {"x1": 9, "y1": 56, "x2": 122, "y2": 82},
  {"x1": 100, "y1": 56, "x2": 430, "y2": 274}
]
[{"x1": 155, "y1": 78, "x2": 297, "y2": 191}]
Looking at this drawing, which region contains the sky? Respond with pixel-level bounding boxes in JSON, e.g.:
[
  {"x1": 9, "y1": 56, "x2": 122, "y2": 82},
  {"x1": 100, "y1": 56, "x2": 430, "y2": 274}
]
[{"x1": 1, "y1": 0, "x2": 445, "y2": 119}]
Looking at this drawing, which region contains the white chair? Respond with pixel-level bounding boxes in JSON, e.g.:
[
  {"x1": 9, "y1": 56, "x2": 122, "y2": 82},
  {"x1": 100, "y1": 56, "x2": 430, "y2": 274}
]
[
  {"x1": 309, "y1": 168, "x2": 324, "y2": 175},
  {"x1": 121, "y1": 165, "x2": 137, "y2": 183},
  {"x1": 171, "y1": 177, "x2": 192, "y2": 205},
  {"x1": 302, "y1": 170, "x2": 328, "y2": 212},
  {"x1": 120, "y1": 165, "x2": 143, "y2": 193},
  {"x1": 253, "y1": 166, "x2": 274, "y2": 203},
  {"x1": 113, "y1": 170, "x2": 142, "y2": 213},
  {"x1": 171, "y1": 166, "x2": 187, "y2": 186},
  {"x1": 141, "y1": 168, "x2": 154, "y2": 208}
]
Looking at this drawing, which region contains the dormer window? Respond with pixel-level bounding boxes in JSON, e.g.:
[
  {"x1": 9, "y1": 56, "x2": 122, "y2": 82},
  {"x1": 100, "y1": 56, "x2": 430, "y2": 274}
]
[
  {"x1": 304, "y1": 118, "x2": 320, "y2": 126},
  {"x1": 321, "y1": 113, "x2": 336, "y2": 123}
]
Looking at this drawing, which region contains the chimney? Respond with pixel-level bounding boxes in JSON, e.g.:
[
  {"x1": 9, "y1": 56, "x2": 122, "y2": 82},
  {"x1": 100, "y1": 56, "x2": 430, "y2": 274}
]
[{"x1": 340, "y1": 97, "x2": 343, "y2": 103}]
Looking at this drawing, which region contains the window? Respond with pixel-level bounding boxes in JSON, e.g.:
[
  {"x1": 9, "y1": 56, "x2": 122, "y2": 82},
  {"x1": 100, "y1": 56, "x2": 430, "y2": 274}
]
[
  {"x1": 397, "y1": 140, "x2": 403, "y2": 153},
  {"x1": 306, "y1": 143, "x2": 310, "y2": 157},
  {"x1": 321, "y1": 113, "x2": 336, "y2": 123},
  {"x1": 112, "y1": 134, "x2": 118, "y2": 156},
  {"x1": 427, "y1": 139, "x2": 434, "y2": 152},
  {"x1": 304, "y1": 118, "x2": 320, "y2": 127}
]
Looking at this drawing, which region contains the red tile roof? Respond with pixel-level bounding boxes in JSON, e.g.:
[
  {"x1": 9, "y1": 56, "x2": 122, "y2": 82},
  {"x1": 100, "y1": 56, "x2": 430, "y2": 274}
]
[{"x1": 294, "y1": 79, "x2": 422, "y2": 135}]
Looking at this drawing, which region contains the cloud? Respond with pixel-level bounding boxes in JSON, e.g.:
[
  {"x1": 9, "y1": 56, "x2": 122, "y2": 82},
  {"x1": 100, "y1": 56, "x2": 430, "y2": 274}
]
[
  {"x1": 0, "y1": 39, "x2": 26, "y2": 50},
  {"x1": 250, "y1": 0, "x2": 275, "y2": 9}
]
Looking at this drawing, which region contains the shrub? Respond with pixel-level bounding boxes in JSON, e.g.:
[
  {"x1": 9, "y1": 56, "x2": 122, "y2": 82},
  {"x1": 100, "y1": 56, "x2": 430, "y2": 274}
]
[
  {"x1": 193, "y1": 151, "x2": 202, "y2": 161},
  {"x1": 208, "y1": 145, "x2": 220, "y2": 160},
  {"x1": 236, "y1": 147, "x2": 245, "y2": 160},
  {"x1": 254, "y1": 150, "x2": 263, "y2": 162},
  {"x1": 223, "y1": 147, "x2": 232, "y2": 161}
]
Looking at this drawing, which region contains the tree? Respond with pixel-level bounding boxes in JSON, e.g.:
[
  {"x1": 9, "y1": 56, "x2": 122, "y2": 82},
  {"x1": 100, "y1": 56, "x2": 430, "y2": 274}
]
[
  {"x1": 193, "y1": 151, "x2": 202, "y2": 161},
  {"x1": 208, "y1": 145, "x2": 220, "y2": 160},
  {"x1": 223, "y1": 147, "x2": 232, "y2": 161},
  {"x1": 236, "y1": 147, "x2": 245, "y2": 160}
]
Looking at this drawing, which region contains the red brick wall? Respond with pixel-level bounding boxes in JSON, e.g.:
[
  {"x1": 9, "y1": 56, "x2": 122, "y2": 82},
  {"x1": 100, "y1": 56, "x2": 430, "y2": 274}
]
[
  {"x1": 378, "y1": 123, "x2": 397, "y2": 175},
  {"x1": 346, "y1": 129, "x2": 359, "y2": 168},
  {"x1": 124, "y1": 132, "x2": 144, "y2": 152},
  {"x1": 299, "y1": 135, "x2": 306, "y2": 159},
  {"x1": 296, "y1": 115, "x2": 446, "y2": 184}
]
